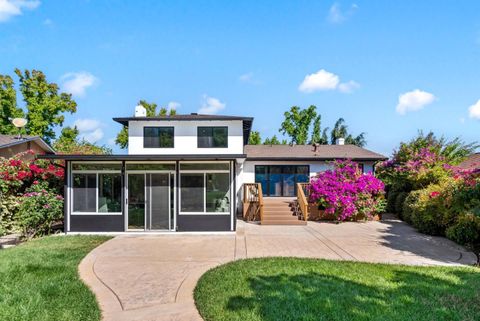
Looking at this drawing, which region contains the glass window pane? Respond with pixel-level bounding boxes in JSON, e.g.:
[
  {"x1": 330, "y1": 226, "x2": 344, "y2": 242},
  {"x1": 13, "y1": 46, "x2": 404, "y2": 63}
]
[
  {"x1": 213, "y1": 127, "x2": 228, "y2": 147},
  {"x1": 127, "y1": 163, "x2": 175, "y2": 171},
  {"x1": 197, "y1": 127, "x2": 212, "y2": 148},
  {"x1": 73, "y1": 174, "x2": 96, "y2": 212},
  {"x1": 98, "y1": 174, "x2": 122, "y2": 213},
  {"x1": 181, "y1": 173, "x2": 204, "y2": 212},
  {"x1": 206, "y1": 173, "x2": 230, "y2": 212},
  {"x1": 254, "y1": 166, "x2": 268, "y2": 196},
  {"x1": 128, "y1": 174, "x2": 145, "y2": 229},
  {"x1": 72, "y1": 163, "x2": 122, "y2": 171},
  {"x1": 180, "y1": 163, "x2": 229, "y2": 171}
]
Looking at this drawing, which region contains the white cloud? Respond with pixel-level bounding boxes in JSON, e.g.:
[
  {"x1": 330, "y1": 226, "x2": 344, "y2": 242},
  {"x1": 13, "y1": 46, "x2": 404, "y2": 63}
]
[
  {"x1": 73, "y1": 118, "x2": 104, "y2": 143},
  {"x1": 338, "y1": 80, "x2": 360, "y2": 93},
  {"x1": 74, "y1": 119, "x2": 101, "y2": 132},
  {"x1": 239, "y1": 72, "x2": 253, "y2": 82},
  {"x1": 167, "y1": 101, "x2": 181, "y2": 112},
  {"x1": 107, "y1": 137, "x2": 116, "y2": 146},
  {"x1": 0, "y1": 0, "x2": 40, "y2": 22},
  {"x1": 468, "y1": 99, "x2": 480, "y2": 120},
  {"x1": 299, "y1": 69, "x2": 359, "y2": 94},
  {"x1": 327, "y1": 2, "x2": 358, "y2": 24},
  {"x1": 61, "y1": 72, "x2": 98, "y2": 97},
  {"x1": 198, "y1": 95, "x2": 225, "y2": 114},
  {"x1": 82, "y1": 128, "x2": 104, "y2": 143},
  {"x1": 299, "y1": 69, "x2": 339, "y2": 93},
  {"x1": 396, "y1": 89, "x2": 436, "y2": 115}
]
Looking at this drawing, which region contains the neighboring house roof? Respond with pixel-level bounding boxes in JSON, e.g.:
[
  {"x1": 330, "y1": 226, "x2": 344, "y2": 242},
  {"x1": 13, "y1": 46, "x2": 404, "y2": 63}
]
[
  {"x1": 112, "y1": 113, "x2": 254, "y2": 145},
  {"x1": 458, "y1": 153, "x2": 480, "y2": 170},
  {"x1": 0, "y1": 135, "x2": 55, "y2": 154},
  {"x1": 245, "y1": 144, "x2": 387, "y2": 161}
]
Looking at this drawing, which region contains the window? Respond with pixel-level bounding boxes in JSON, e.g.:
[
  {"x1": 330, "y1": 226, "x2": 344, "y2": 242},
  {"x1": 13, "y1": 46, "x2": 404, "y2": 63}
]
[
  {"x1": 179, "y1": 162, "x2": 230, "y2": 214},
  {"x1": 144, "y1": 127, "x2": 174, "y2": 148},
  {"x1": 71, "y1": 163, "x2": 122, "y2": 214},
  {"x1": 197, "y1": 127, "x2": 228, "y2": 148}
]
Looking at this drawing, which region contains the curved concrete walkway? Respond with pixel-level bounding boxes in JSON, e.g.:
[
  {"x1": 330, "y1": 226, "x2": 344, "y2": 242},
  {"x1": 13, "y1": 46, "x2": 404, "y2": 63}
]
[{"x1": 79, "y1": 215, "x2": 477, "y2": 321}]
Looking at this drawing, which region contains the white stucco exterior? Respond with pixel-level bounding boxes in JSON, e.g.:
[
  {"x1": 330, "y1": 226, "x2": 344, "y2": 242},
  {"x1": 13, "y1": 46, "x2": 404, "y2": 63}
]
[{"x1": 127, "y1": 120, "x2": 245, "y2": 155}]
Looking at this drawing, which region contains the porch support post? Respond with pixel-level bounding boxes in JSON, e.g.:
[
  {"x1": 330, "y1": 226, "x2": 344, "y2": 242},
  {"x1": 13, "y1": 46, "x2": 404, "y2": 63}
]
[
  {"x1": 175, "y1": 160, "x2": 179, "y2": 231},
  {"x1": 63, "y1": 160, "x2": 69, "y2": 234},
  {"x1": 122, "y1": 160, "x2": 126, "y2": 231}
]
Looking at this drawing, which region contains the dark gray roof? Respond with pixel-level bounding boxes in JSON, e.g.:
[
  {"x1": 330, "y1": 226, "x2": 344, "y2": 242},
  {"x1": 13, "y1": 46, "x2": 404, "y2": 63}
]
[
  {"x1": 245, "y1": 144, "x2": 387, "y2": 161},
  {"x1": 113, "y1": 113, "x2": 254, "y2": 145},
  {"x1": 0, "y1": 135, "x2": 54, "y2": 154}
]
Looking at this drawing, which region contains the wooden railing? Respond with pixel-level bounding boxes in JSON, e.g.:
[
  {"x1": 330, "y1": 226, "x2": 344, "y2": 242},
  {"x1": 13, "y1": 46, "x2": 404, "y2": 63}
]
[
  {"x1": 243, "y1": 183, "x2": 264, "y2": 221},
  {"x1": 297, "y1": 183, "x2": 310, "y2": 221}
]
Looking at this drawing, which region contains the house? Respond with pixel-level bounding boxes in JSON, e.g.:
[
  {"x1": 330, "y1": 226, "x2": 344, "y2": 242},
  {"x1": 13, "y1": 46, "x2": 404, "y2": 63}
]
[
  {"x1": 39, "y1": 107, "x2": 386, "y2": 233},
  {"x1": 458, "y1": 153, "x2": 480, "y2": 170},
  {"x1": 0, "y1": 135, "x2": 55, "y2": 160}
]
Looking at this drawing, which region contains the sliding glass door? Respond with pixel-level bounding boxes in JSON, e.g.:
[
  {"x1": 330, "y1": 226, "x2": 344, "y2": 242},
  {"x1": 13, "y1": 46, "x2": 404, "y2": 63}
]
[
  {"x1": 127, "y1": 172, "x2": 174, "y2": 231},
  {"x1": 255, "y1": 165, "x2": 310, "y2": 197}
]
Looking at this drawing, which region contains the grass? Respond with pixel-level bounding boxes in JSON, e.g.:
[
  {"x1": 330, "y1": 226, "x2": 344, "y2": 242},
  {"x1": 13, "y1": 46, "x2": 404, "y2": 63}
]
[
  {"x1": 0, "y1": 235, "x2": 111, "y2": 321},
  {"x1": 194, "y1": 257, "x2": 480, "y2": 321}
]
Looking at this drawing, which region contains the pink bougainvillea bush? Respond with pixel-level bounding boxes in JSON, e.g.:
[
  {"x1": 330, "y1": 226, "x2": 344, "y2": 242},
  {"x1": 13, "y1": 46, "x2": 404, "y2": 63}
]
[
  {"x1": 308, "y1": 160, "x2": 386, "y2": 221},
  {"x1": 0, "y1": 151, "x2": 64, "y2": 237}
]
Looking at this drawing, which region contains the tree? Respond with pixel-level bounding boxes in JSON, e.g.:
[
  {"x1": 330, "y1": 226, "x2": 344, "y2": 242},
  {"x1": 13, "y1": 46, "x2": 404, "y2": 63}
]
[
  {"x1": 0, "y1": 70, "x2": 77, "y2": 143},
  {"x1": 330, "y1": 118, "x2": 366, "y2": 147},
  {"x1": 54, "y1": 126, "x2": 112, "y2": 155},
  {"x1": 0, "y1": 75, "x2": 23, "y2": 135},
  {"x1": 248, "y1": 131, "x2": 262, "y2": 145},
  {"x1": 279, "y1": 105, "x2": 317, "y2": 145},
  {"x1": 263, "y1": 135, "x2": 282, "y2": 145},
  {"x1": 310, "y1": 115, "x2": 329, "y2": 145},
  {"x1": 115, "y1": 100, "x2": 176, "y2": 149},
  {"x1": 15, "y1": 69, "x2": 77, "y2": 143}
]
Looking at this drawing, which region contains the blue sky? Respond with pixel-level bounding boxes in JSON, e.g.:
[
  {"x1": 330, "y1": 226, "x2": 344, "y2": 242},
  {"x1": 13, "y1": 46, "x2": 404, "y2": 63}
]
[{"x1": 1, "y1": 0, "x2": 479, "y2": 155}]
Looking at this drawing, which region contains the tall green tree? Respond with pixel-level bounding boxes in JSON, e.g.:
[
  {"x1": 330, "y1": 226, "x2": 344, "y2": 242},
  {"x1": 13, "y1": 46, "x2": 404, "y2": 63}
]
[
  {"x1": 0, "y1": 70, "x2": 76, "y2": 143},
  {"x1": 310, "y1": 115, "x2": 329, "y2": 145},
  {"x1": 330, "y1": 118, "x2": 366, "y2": 147},
  {"x1": 115, "y1": 100, "x2": 176, "y2": 149},
  {"x1": 263, "y1": 135, "x2": 283, "y2": 145},
  {"x1": 15, "y1": 69, "x2": 77, "y2": 143},
  {"x1": 54, "y1": 126, "x2": 112, "y2": 155},
  {"x1": 248, "y1": 131, "x2": 262, "y2": 145},
  {"x1": 279, "y1": 105, "x2": 317, "y2": 145}
]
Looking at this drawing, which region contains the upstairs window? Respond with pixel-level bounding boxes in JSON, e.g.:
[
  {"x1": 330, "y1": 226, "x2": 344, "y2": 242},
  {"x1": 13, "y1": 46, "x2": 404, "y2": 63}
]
[
  {"x1": 197, "y1": 127, "x2": 228, "y2": 148},
  {"x1": 144, "y1": 127, "x2": 174, "y2": 148}
]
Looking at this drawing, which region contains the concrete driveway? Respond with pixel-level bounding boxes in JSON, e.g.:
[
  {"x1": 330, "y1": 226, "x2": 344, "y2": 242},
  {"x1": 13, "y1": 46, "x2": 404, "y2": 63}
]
[{"x1": 79, "y1": 215, "x2": 477, "y2": 321}]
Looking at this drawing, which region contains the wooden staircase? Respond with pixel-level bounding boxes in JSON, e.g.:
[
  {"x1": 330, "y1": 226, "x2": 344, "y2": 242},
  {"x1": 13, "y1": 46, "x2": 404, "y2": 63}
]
[{"x1": 261, "y1": 197, "x2": 307, "y2": 225}]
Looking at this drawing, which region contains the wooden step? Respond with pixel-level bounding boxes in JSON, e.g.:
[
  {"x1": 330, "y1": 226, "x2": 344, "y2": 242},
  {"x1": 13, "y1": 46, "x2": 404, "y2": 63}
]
[
  {"x1": 261, "y1": 220, "x2": 307, "y2": 225},
  {"x1": 262, "y1": 215, "x2": 299, "y2": 220}
]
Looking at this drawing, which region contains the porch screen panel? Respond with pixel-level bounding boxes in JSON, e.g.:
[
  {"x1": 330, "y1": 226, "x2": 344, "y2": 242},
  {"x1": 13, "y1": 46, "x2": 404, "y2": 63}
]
[
  {"x1": 98, "y1": 174, "x2": 122, "y2": 213},
  {"x1": 206, "y1": 173, "x2": 230, "y2": 212},
  {"x1": 181, "y1": 173, "x2": 204, "y2": 212},
  {"x1": 73, "y1": 174, "x2": 96, "y2": 212}
]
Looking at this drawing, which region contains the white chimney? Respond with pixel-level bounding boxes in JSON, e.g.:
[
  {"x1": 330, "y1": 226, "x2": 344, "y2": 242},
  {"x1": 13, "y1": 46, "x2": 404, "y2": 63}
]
[
  {"x1": 135, "y1": 105, "x2": 146, "y2": 117},
  {"x1": 336, "y1": 137, "x2": 345, "y2": 145}
]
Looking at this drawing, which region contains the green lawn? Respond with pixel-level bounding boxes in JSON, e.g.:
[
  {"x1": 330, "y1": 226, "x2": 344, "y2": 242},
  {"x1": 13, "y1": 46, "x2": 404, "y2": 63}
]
[
  {"x1": 0, "y1": 235, "x2": 111, "y2": 321},
  {"x1": 194, "y1": 258, "x2": 480, "y2": 321}
]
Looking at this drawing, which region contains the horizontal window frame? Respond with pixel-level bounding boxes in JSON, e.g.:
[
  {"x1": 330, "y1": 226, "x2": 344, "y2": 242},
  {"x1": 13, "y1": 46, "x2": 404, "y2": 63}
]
[
  {"x1": 143, "y1": 126, "x2": 175, "y2": 149},
  {"x1": 197, "y1": 126, "x2": 228, "y2": 148}
]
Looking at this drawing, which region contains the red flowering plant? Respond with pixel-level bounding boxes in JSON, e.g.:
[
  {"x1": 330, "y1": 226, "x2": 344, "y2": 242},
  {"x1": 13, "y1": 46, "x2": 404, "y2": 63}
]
[
  {"x1": 0, "y1": 150, "x2": 64, "y2": 237},
  {"x1": 308, "y1": 160, "x2": 386, "y2": 221}
]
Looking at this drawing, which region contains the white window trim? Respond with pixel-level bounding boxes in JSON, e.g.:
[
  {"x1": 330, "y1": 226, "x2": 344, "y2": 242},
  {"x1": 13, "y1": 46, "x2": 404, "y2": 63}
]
[{"x1": 71, "y1": 170, "x2": 123, "y2": 216}]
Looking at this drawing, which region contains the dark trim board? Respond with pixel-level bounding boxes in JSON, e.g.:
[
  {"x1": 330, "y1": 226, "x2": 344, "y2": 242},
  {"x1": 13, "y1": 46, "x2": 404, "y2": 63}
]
[
  {"x1": 69, "y1": 215, "x2": 124, "y2": 232},
  {"x1": 39, "y1": 154, "x2": 246, "y2": 161},
  {"x1": 246, "y1": 157, "x2": 387, "y2": 161},
  {"x1": 176, "y1": 215, "x2": 231, "y2": 232}
]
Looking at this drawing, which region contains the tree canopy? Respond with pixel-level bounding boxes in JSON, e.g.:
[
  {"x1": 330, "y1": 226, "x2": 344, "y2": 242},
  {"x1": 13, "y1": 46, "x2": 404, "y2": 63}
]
[
  {"x1": 248, "y1": 131, "x2": 262, "y2": 145},
  {"x1": 54, "y1": 126, "x2": 112, "y2": 155},
  {"x1": 0, "y1": 69, "x2": 77, "y2": 144}
]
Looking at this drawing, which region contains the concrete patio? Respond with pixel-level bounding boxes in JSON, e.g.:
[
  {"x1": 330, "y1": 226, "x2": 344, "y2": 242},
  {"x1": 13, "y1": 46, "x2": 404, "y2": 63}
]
[{"x1": 79, "y1": 215, "x2": 477, "y2": 321}]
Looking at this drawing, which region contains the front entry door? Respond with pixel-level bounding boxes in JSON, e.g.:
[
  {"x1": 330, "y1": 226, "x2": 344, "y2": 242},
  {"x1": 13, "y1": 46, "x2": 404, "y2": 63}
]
[{"x1": 127, "y1": 173, "x2": 173, "y2": 231}]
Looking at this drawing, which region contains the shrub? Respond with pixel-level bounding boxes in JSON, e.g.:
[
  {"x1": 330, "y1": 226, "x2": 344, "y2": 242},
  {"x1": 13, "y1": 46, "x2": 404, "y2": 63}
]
[
  {"x1": 402, "y1": 190, "x2": 419, "y2": 225},
  {"x1": 0, "y1": 193, "x2": 20, "y2": 236},
  {"x1": 394, "y1": 192, "x2": 408, "y2": 217},
  {"x1": 446, "y1": 213, "x2": 480, "y2": 247},
  {"x1": 16, "y1": 182, "x2": 64, "y2": 239},
  {"x1": 386, "y1": 189, "x2": 398, "y2": 213},
  {"x1": 309, "y1": 160, "x2": 385, "y2": 221}
]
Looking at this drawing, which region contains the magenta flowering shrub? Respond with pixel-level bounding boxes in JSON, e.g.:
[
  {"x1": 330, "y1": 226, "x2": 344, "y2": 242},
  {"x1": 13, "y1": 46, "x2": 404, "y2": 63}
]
[
  {"x1": 309, "y1": 160, "x2": 386, "y2": 221},
  {"x1": 16, "y1": 181, "x2": 64, "y2": 238}
]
